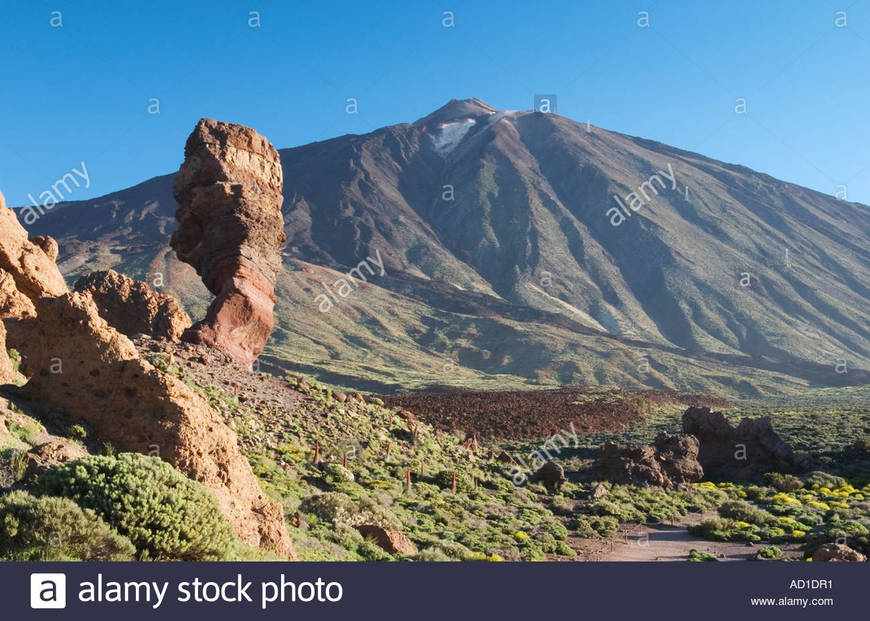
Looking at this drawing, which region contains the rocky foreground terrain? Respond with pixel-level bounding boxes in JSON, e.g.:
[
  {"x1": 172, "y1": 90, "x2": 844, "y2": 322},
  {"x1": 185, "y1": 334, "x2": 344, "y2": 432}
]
[{"x1": 1, "y1": 119, "x2": 867, "y2": 563}]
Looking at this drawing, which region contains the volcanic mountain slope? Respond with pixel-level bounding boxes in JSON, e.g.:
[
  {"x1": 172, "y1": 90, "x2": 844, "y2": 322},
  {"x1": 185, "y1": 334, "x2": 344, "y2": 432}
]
[{"x1": 23, "y1": 99, "x2": 870, "y2": 396}]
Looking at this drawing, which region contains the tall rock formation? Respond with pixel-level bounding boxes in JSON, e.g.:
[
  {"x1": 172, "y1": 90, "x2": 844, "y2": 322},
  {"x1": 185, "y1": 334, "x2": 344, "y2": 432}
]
[
  {"x1": 20, "y1": 291, "x2": 294, "y2": 557},
  {"x1": 171, "y1": 119, "x2": 286, "y2": 368}
]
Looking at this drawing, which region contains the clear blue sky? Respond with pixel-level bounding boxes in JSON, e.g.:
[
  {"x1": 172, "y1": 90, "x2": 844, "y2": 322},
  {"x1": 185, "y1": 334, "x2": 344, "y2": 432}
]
[{"x1": 1, "y1": 0, "x2": 869, "y2": 206}]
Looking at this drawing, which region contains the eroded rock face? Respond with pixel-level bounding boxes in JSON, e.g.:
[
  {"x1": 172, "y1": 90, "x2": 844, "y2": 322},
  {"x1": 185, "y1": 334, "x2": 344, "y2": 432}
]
[
  {"x1": 595, "y1": 432, "x2": 703, "y2": 489},
  {"x1": 0, "y1": 190, "x2": 68, "y2": 354},
  {"x1": 73, "y1": 269, "x2": 191, "y2": 341},
  {"x1": 21, "y1": 292, "x2": 293, "y2": 558},
  {"x1": 171, "y1": 119, "x2": 286, "y2": 368},
  {"x1": 682, "y1": 407, "x2": 811, "y2": 480}
]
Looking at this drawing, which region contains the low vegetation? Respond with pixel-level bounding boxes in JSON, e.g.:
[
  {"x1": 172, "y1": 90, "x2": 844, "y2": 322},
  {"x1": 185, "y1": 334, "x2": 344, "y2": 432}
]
[
  {"x1": 32, "y1": 454, "x2": 238, "y2": 561},
  {"x1": 0, "y1": 490, "x2": 136, "y2": 561},
  {"x1": 2, "y1": 348, "x2": 868, "y2": 562}
]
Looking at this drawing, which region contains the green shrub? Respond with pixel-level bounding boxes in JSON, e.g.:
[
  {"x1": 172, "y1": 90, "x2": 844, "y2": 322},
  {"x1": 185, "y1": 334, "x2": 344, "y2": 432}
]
[
  {"x1": 804, "y1": 520, "x2": 870, "y2": 555},
  {"x1": 0, "y1": 491, "x2": 135, "y2": 561},
  {"x1": 570, "y1": 515, "x2": 618, "y2": 538},
  {"x1": 689, "y1": 518, "x2": 757, "y2": 543},
  {"x1": 539, "y1": 519, "x2": 569, "y2": 541},
  {"x1": 7, "y1": 348, "x2": 21, "y2": 374},
  {"x1": 66, "y1": 424, "x2": 88, "y2": 442},
  {"x1": 33, "y1": 453, "x2": 235, "y2": 560},
  {"x1": 805, "y1": 471, "x2": 847, "y2": 490},
  {"x1": 432, "y1": 470, "x2": 473, "y2": 493},
  {"x1": 756, "y1": 545, "x2": 783, "y2": 560},
  {"x1": 300, "y1": 492, "x2": 400, "y2": 529},
  {"x1": 762, "y1": 473, "x2": 803, "y2": 492},
  {"x1": 688, "y1": 548, "x2": 717, "y2": 562},
  {"x1": 0, "y1": 447, "x2": 28, "y2": 488},
  {"x1": 321, "y1": 463, "x2": 355, "y2": 485},
  {"x1": 719, "y1": 500, "x2": 776, "y2": 526}
]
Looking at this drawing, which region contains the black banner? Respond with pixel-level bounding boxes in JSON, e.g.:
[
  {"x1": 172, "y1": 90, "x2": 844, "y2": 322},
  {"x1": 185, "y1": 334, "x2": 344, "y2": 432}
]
[{"x1": 6, "y1": 562, "x2": 867, "y2": 620}]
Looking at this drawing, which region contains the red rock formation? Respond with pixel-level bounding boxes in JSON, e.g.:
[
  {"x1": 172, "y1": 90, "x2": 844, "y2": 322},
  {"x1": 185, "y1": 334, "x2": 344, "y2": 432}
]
[
  {"x1": 21, "y1": 292, "x2": 294, "y2": 557},
  {"x1": 171, "y1": 119, "x2": 286, "y2": 368},
  {"x1": 73, "y1": 269, "x2": 191, "y2": 341},
  {"x1": 0, "y1": 189, "x2": 68, "y2": 356}
]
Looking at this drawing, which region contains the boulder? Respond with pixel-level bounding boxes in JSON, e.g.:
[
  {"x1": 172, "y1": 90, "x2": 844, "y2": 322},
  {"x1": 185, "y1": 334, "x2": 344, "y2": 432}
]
[
  {"x1": 171, "y1": 119, "x2": 286, "y2": 368},
  {"x1": 20, "y1": 291, "x2": 294, "y2": 558},
  {"x1": 591, "y1": 482, "x2": 609, "y2": 499},
  {"x1": 812, "y1": 543, "x2": 866, "y2": 562},
  {"x1": 24, "y1": 438, "x2": 88, "y2": 478},
  {"x1": 595, "y1": 432, "x2": 703, "y2": 489},
  {"x1": 73, "y1": 269, "x2": 191, "y2": 341},
  {"x1": 535, "y1": 460, "x2": 567, "y2": 487},
  {"x1": 356, "y1": 525, "x2": 416, "y2": 555},
  {"x1": 682, "y1": 407, "x2": 811, "y2": 480}
]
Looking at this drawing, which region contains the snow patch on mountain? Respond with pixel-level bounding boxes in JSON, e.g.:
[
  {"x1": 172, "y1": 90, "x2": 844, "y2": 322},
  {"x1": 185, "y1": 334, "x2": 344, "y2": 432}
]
[{"x1": 430, "y1": 119, "x2": 476, "y2": 155}]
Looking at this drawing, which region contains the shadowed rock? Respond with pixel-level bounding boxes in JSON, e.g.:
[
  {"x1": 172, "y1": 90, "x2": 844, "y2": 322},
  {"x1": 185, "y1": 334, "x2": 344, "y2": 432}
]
[
  {"x1": 171, "y1": 119, "x2": 286, "y2": 368},
  {"x1": 595, "y1": 432, "x2": 703, "y2": 489},
  {"x1": 682, "y1": 406, "x2": 811, "y2": 480},
  {"x1": 73, "y1": 269, "x2": 191, "y2": 341}
]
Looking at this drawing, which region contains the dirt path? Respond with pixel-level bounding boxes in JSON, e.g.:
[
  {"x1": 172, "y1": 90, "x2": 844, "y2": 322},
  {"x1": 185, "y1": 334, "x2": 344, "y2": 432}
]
[{"x1": 568, "y1": 513, "x2": 802, "y2": 562}]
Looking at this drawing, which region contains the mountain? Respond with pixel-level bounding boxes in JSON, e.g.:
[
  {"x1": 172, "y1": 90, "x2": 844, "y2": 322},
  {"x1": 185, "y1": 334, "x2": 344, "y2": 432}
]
[{"x1": 22, "y1": 99, "x2": 870, "y2": 397}]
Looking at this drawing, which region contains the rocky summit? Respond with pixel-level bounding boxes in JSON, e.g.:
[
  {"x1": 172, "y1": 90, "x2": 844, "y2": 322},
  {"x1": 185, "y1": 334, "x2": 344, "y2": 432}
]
[{"x1": 171, "y1": 118, "x2": 286, "y2": 369}]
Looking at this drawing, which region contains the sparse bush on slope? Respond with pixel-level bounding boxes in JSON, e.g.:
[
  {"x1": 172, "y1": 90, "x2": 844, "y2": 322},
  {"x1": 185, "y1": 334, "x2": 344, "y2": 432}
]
[
  {"x1": 33, "y1": 453, "x2": 235, "y2": 560},
  {"x1": 0, "y1": 490, "x2": 135, "y2": 561}
]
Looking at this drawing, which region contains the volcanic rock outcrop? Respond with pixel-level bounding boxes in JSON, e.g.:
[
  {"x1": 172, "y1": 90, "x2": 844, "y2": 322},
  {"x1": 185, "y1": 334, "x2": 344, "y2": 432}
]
[
  {"x1": 20, "y1": 291, "x2": 294, "y2": 557},
  {"x1": 682, "y1": 407, "x2": 811, "y2": 480},
  {"x1": 0, "y1": 189, "x2": 68, "y2": 354},
  {"x1": 595, "y1": 432, "x2": 703, "y2": 489},
  {"x1": 73, "y1": 269, "x2": 191, "y2": 341},
  {"x1": 171, "y1": 119, "x2": 286, "y2": 368}
]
